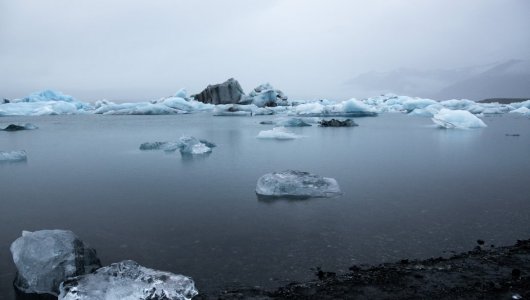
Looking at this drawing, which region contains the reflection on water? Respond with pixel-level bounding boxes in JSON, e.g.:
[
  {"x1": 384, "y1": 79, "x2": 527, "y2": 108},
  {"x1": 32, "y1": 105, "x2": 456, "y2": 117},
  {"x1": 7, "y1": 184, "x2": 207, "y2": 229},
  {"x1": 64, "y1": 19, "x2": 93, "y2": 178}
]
[{"x1": 0, "y1": 113, "x2": 529, "y2": 298}]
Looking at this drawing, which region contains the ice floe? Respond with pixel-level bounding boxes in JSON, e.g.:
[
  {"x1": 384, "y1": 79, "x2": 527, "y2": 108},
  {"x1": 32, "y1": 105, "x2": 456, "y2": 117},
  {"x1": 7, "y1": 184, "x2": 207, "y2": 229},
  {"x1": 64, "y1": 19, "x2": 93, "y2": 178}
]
[
  {"x1": 58, "y1": 260, "x2": 198, "y2": 300},
  {"x1": 10, "y1": 230, "x2": 101, "y2": 295},
  {"x1": 257, "y1": 127, "x2": 302, "y2": 140},
  {"x1": 140, "y1": 136, "x2": 215, "y2": 156},
  {"x1": 432, "y1": 109, "x2": 487, "y2": 129},
  {"x1": 256, "y1": 170, "x2": 341, "y2": 198},
  {"x1": 0, "y1": 150, "x2": 27, "y2": 162}
]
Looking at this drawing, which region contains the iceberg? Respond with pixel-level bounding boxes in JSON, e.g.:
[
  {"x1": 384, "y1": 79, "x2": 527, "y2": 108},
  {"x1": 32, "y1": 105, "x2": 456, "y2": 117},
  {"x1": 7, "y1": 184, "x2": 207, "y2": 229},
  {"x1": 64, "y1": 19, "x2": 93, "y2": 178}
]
[
  {"x1": 58, "y1": 260, "x2": 198, "y2": 300},
  {"x1": 0, "y1": 150, "x2": 27, "y2": 162},
  {"x1": 510, "y1": 106, "x2": 530, "y2": 116},
  {"x1": 247, "y1": 83, "x2": 288, "y2": 107},
  {"x1": 0, "y1": 90, "x2": 93, "y2": 116},
  {"x1": 1, "y1": 123, "x2": 38, "y2": 131},
  {"x1": 140, "y1": 137, "x2": 215, "y2": 156},
  {"x1": 294, "y1": 98, "x2": 377, "y2": 117},
  {"x1": 255, "y1": 170, "x2": 341, "y2": 198},
  {"x1": 432, "y1": 109, "x2": 487, "y2": 129},
  {"x1": 257, "y1": 127, "x2": 302, "y2": 140},
  {"x1": 275, "y1": 117, "x2": 312, "y2": 127},
  {"x1": 10, "y1": 230, "x2": 101, "y2": 296},
  {"x1": 178, "y1": 136, "x2": 213, "y2": 155}
]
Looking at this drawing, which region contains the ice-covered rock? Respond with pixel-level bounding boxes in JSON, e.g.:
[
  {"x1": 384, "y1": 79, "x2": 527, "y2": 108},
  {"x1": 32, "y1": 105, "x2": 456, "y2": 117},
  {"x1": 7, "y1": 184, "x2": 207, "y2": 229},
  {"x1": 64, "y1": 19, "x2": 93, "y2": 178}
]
[
  {"x1": 256, "y1": 170, "x2": 341, "y2": 198},
  {"x1": 319, "y1": 119, "x2": 358, "y2": 127},
  {"x1": 247, "y1": 83, "x2": 288, "y2": 107},
  {"x1": 257, "y1": 127, "x2": 302, "y2": 140},
  {"x1": 432, "y1": 109, "x2": 487, "y2": 129},
  {"x1": 10, "y1": 230, "x2": 101, "y2": 296},
  {"x1": 193, "y1": 78, "x2": 246, "y2": 105},
  {"x1": 58, "y1": 260, "x2": 198, "y2": 300},
  {"x1": 0, "y1": 150, "x2": 27, "y2": 162},
  {"x1": 1, "y1": 123, "x2": 38, "y2": 131}
]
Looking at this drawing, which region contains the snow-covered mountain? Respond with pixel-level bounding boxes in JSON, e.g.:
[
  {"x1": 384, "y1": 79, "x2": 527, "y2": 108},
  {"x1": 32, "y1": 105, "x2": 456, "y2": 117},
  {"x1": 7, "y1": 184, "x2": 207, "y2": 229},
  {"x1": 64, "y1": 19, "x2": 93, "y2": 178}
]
[{"x1": 347, "y1": 59, "x2": 530, "y2": 100}]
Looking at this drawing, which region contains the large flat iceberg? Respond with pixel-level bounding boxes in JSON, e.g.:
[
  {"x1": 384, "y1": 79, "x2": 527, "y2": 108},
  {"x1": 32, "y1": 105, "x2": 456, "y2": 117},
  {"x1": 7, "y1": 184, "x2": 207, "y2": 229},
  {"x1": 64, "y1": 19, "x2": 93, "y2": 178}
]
[
  {"x1": 10, "y1": 230, "x2": 101, "y2": 296},
  {"x1": 432, "y1": 109, "x2": 487, "y2": 129},
  {"x1": 256, "y1": 170, "x2": 341, "y2": 198},
  {"x1": 58, "y1": 260, "x2": 198, "y2": 300},
  {"x1": 0, "y1": 90, "x2": 92, "y2": 116}
]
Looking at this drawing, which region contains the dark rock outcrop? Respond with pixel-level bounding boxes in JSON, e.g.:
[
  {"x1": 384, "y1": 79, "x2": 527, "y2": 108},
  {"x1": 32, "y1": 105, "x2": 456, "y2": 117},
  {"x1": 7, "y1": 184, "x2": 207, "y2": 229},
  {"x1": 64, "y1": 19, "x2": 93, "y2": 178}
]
[
  {"x1": 319, "y1": 119, "x2": 358, "y2": 127},
  {"x1": 193, "y1": 78, "x2": 246, "y2": 105}
]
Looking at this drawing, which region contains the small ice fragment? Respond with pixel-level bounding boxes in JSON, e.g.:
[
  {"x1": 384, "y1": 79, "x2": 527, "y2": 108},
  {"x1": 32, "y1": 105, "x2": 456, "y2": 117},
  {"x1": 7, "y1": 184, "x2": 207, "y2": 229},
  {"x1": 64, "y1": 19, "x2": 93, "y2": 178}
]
[
  {"x1": 10, "y1": 230, "x2": 101, "y2": 295},
  {"x1": 58, "y1": 260, "x2": 198, "y2": 300},
  {"x1": 0, "y1": 150, "x2": 27, "y2": 161},
  {"x1": 256, "y1": 170, "x2": 341, "y2": 198},
  {"x1": 257, "y1": 127, "x2": 302, "y2": 140}
]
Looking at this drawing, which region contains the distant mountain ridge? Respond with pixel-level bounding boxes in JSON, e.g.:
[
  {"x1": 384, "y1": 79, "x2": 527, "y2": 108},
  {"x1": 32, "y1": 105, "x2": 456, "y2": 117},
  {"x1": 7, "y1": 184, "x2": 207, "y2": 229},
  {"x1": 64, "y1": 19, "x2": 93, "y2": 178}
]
[{"x1": 347, "y1": 59, "x2": 530, "y2": 101}]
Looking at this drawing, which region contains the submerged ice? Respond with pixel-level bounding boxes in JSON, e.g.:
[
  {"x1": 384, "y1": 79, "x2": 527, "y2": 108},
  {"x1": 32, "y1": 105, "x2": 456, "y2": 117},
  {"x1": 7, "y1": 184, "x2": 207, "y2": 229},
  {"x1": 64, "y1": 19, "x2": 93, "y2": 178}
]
[
  {"x1": 0, "y1": 150, "x2": 27, "y2": 162},
  {"x1": 58, "y1": 260, "x2": 198, "y2": 300},
  {"x1": 10, "y1": 230, "x2": 101, "y2": 295},
  {"x1": 256, "y1": 170, "x2": 341, "y2": 198}
]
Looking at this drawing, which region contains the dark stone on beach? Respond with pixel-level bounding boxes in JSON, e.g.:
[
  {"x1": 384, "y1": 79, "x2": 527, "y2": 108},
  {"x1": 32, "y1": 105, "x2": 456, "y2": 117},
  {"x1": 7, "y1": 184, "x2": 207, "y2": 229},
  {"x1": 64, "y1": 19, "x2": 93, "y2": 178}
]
[
  {"x1": 2, "y1": 98, "x2": 10, "y2": 104},
  {"x1": 477, "y1": 239, "x2": 485, "y2": 245},
  {"x1": 196, "y1": 238, "x2": 530, "y2": 299},
  {"x1": 193, "y1": 78, "x2": 246, "y2": 105},
  {"x1": 260, "y1": 121, "x2": 275, "y2": 125},
  {"x1": 319, "y1": 119, "x2": 358, "y2": 127}
]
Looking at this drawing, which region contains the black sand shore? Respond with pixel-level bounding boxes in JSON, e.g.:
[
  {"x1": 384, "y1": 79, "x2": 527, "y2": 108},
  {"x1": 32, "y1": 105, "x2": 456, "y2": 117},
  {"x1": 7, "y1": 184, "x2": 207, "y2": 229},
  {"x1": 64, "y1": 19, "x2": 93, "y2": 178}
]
[{"x1": 197, "y1": 239, "x2": 530, "y2": 299}]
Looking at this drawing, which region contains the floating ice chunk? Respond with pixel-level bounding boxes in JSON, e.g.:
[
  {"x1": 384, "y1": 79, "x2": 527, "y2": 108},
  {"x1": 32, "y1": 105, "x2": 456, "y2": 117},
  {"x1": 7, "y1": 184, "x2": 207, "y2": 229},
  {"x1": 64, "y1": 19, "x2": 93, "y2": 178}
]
[
  {"x1": 58, "y1": 260, "x2": 198, "y2": 300},
  {"x1": 161, "y1": 97, "x2": 213, "y2": 112},
  {"x1": 1, "y1": 123, "x2": 38, "y2": 131},
  {"x1": 256, "y1": 170, "x2": 341, "y2": 198},
  {"x1": 275, "y1": 118, "x2": 312, "y2": 127},
  {"x1": 432, "y1": 109, "x2": 487, "y2": 129},
  {"x1": 257, "y1": 127, "x2": 302, "y2": 140},
  {"x1": 247, "y1": 83, "x2": 288, "y2": 107},
  {"x1": 140, "y1": 137, "x2": 215, "y2": 156},
  {"x1": 510, "y1": 107, "x2": 530, "y2": 116},
  {"x1": 174, "y1": 88, "x2": 188, "y2": 99},
  {"x1": 401, "y1": 98, "x2": 438, "y2": 112},
  {"x1": 294, "y1": 99, "x2": 376, "y2": 117},
  {"x1": 10, "y1": 230, "x2": 101, "y2": 296},
  {"x1": 94, "y1": 102, "x2": 183, "y2": 115},
  {"x1": 510, "y1": 100, "x2": 530, "y2": 109},
  {"x1": 0, "y1": 150, "x2": 27, "y2": 162},
  {"x1": 178, "y1": 136, "x2": 213, "y2": 155},
  {"x1": 408, "y1": 103, "x2": 443, "y2": 117}
]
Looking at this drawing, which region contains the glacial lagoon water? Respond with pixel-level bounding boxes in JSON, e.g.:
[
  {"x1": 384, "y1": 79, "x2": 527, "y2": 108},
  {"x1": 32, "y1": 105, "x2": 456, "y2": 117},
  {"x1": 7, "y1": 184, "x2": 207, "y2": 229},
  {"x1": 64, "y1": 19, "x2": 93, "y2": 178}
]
[{"x1": 0, "y1": 113, "x2": 529, "y2": 298}]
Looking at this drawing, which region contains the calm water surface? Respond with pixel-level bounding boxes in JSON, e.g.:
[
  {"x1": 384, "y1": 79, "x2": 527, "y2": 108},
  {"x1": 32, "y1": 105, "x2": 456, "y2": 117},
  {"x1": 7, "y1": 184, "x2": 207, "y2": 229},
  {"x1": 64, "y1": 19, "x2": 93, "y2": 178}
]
[{"x1": 0, "y1": 113, "x2": 529, "y2": 298}]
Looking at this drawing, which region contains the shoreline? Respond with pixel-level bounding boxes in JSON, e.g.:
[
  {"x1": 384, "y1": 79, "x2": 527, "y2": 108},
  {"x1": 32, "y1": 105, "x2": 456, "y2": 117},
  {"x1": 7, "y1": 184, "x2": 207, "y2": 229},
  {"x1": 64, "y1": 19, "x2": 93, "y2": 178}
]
[{"x1": 197, "y1": 239, "x2": 530, "y2": 299}]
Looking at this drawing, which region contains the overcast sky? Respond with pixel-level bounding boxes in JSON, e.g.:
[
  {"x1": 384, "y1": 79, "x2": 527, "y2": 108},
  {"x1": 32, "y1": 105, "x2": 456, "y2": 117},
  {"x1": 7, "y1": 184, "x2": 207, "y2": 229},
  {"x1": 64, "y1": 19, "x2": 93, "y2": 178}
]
[{"x1": 1, "y1": 0, "x2": 529, "y2": 101}]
